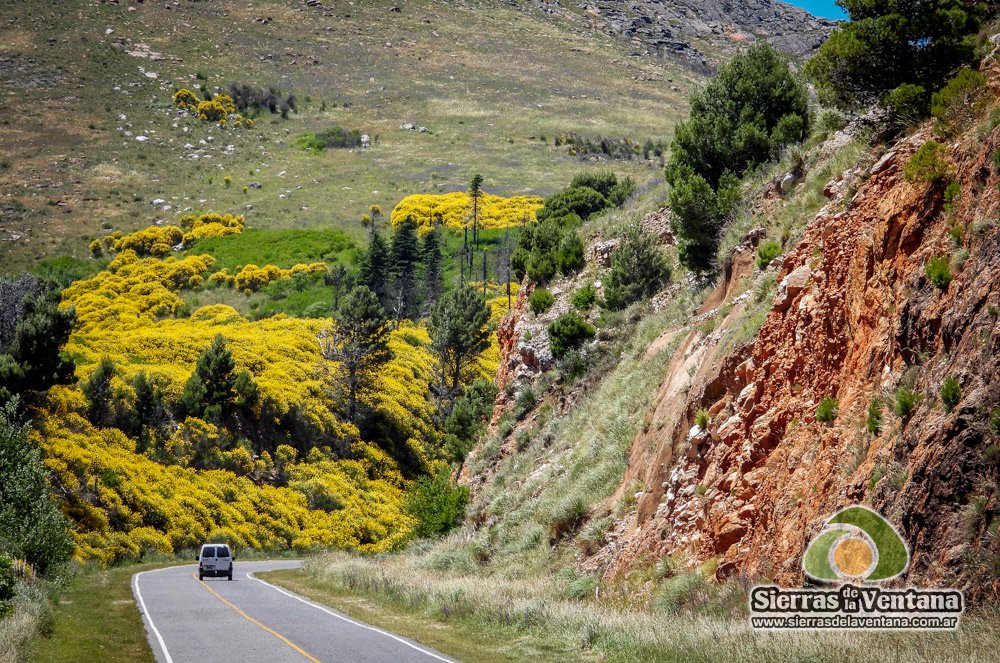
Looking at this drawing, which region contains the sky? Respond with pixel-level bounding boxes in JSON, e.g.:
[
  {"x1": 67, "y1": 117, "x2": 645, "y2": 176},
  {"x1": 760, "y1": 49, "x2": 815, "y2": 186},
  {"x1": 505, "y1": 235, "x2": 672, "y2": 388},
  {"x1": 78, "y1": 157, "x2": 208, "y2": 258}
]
[{"x1": 786, "y1": 0, "x2": 849, "y2": 20}]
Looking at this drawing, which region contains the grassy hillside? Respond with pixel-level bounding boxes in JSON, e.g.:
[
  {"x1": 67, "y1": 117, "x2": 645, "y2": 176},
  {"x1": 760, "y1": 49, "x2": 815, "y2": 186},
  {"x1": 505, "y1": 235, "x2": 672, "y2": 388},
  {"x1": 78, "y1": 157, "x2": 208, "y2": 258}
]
[{"x1": 0, "y1": 0, "x2": 693, "y2": 274}]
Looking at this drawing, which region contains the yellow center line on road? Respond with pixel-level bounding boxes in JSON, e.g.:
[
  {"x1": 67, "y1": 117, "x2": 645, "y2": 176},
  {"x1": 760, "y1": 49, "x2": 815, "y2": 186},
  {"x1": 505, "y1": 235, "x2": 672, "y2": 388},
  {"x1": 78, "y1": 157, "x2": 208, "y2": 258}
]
[{"x1": 193, "y1": 573, "x2": 322, "y2": 663}]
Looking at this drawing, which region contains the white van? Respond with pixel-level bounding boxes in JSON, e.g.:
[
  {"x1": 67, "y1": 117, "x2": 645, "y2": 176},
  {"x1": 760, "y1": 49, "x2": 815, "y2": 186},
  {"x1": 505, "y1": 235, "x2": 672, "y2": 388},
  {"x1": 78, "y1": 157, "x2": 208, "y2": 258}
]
[{"x1": 197, "y1": 543, "x2": 234, "y2": 581}]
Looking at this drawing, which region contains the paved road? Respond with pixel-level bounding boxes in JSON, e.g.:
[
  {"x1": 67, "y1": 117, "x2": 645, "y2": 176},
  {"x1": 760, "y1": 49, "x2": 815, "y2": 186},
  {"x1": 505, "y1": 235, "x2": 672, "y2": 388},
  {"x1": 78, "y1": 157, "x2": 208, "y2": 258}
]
[{"x1": 132, "y1": 561, "x2": 456, "y2": 663}]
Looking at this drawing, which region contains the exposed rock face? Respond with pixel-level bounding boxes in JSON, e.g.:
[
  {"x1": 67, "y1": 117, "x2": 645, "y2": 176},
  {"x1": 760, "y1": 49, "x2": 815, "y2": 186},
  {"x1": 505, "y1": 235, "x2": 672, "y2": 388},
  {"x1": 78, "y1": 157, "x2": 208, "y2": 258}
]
[
  {"x1": 592, "y1": 121, "x2": 1000, "y2": 601},
  {"x1": 569, "y1": 0, "x2": 837, "y2": 67}
]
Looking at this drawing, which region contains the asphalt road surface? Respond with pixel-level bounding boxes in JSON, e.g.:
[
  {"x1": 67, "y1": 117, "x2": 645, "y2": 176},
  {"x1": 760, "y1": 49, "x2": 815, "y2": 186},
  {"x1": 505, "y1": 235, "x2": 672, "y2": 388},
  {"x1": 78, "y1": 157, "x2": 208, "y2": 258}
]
[{"x1": 132, "y1": 561, "x2": 456, "y2": 663}]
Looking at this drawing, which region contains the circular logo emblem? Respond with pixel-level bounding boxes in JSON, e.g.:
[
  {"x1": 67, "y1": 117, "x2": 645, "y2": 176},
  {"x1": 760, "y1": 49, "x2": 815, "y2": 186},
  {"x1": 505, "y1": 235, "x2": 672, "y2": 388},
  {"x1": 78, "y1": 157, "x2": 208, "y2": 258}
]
[{"x1": 803, "y1": 506, "x2": 908, "y2": 582}]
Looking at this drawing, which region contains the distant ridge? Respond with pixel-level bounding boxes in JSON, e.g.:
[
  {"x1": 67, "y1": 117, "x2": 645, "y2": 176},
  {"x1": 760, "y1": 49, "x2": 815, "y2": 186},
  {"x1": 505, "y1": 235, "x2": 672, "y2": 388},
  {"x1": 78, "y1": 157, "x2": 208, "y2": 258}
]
[{"x1": 527, "y1": 0, "x2": 836, "y2": 69}]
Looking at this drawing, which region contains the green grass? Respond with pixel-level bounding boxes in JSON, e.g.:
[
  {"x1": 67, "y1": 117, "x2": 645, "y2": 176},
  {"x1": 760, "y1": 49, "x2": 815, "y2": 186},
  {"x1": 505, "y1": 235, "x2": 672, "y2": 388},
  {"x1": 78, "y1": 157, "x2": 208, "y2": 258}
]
[
  {"x1": 274, "y1": 552, "x2": 1000, "y2": 663},
  {"x1": 259, "y1": 568, "x2": 578, "y2": 663},
  {"x1": 29, "y1": 563, "x2": 182, "y2": 663},
  {"x1": 185, "y1": 228, "x2": 357, "y2": 271}
]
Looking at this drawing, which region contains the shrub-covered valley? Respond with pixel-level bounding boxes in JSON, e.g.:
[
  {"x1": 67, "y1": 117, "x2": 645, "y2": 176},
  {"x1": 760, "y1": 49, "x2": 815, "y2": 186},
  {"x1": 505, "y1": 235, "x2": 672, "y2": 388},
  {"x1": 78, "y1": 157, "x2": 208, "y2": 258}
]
[{"x1": 4, "y1": 1, "x2": 1000, "y2": 662}]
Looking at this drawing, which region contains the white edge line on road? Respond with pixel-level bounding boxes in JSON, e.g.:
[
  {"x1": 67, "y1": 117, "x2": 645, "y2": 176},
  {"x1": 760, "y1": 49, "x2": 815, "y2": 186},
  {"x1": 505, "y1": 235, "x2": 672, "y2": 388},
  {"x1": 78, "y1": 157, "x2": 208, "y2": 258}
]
[
  {"x1": 248, "y1": 571, "x2": 453, "y2": 663},
  {"x1": 132, "y1": 567, "x2": 178, "y2": 663}
]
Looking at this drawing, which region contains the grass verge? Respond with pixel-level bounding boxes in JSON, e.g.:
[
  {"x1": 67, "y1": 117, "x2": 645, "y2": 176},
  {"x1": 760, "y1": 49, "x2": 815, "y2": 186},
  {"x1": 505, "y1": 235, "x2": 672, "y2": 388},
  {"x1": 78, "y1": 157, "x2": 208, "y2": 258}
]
[
  {"x1": 257, "y1": 567, "x2": 578, "y2": 662},
  {"x1": 28, "y1": 562, "x2": 181, "y2": 663},
  {"x1": 265, "y1": 555, "x2": 1000, "y2": 663}
]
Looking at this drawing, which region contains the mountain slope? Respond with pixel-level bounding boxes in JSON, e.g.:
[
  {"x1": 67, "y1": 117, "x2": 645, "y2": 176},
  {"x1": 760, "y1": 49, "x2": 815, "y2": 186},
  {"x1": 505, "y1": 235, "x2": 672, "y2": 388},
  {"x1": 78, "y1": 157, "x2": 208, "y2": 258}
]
[{"x1": 595, "y1": 117, "x2": 1000, "y2": 600}]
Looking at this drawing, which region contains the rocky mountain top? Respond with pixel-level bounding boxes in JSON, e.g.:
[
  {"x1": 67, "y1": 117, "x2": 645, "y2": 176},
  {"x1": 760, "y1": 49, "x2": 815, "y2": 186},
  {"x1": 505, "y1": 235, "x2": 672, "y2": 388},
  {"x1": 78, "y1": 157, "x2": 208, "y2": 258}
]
[{"x1": 529, "y1": 0, "x2": 837, "y2": 69}]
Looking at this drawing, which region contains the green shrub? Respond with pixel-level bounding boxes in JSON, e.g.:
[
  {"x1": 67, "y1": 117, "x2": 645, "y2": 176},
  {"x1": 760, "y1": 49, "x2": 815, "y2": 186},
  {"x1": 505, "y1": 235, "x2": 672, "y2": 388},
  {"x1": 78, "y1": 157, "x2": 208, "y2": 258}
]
[
  {"x1": 756, "y1": 239, "x2": 782, "y2": 270},
  {"x1": 570, "y1": 284, "x2": 597, "y2": 311},
  {"x1": 939, "y1": 377, "x2": 961, "y2": 413},
  {"x1": 529, "y1": 288, "x2": 554, "y2": 315},
  {"x1": 882, "y1": 83, "x2": 929, "y2": 129},
  {"x1": 925, "y1": 255, "x2": 953, "y2": 290},
  {"x1": 694, "y1": 409, "x2": 710, "y2": 429},
  {"x1": 666, "y1": 42, "x2": 808, "y2": 271},
  {"x1": 943, "y1": 181, "x2": 961, "y2": 214},
  {"x1": 556, "y1": 230, "x2": 586, "y2": 275},
  {"x1": 904, "y1": 141, "x2": 952, "y2": 184},
  {"x1": 406, "y1": 466, "x2": 469, "y2": 539},
  {"x1": 569, "y1": 172, "x2": 619, "y2": 199},
  {"x1": 548, "y1": 312, "x2": 596, "y2": 359},
  {"x1": 519, "y1": 219, "x2": 564, "y2": 284},
  {"x1": 866, "y1": 397, "x2": 883, "y2": 434},
  {"x1": 514, "y1": 386, "x2": 537, "y2": 419},
  {"x1": 559, "y1": 568, "x2": 600, "y2": 601},
  {"x1": 547, "y1": 497, "x2": 588, "y2": 541},
  {"x1": 0, "y1": 554, "x2": 15, "y2": 617},
  {"x1": 537, "y1": 186, "x2": 608, "y2": 222},
  {"x1": 949, "y1": 225, "x2": 965, "y2": 247},
  {"x1": 655, "y1": 572, "x2": 711, "y2": 615},
  {"x1": 607, "y1": 177, "x2": 637, "y2": 207},
  {"x1": 444, "y1": 379, "x2": 499, "y2": 461},
  {"x1": 894, "y1": 387, "x2": 921, "y2": 419},
  {"x1": 556, "y1": 348, "x2": 588, "y2": 382},
  {"x1": 931, "y1": 67, "x2": 987, "y2": 129},
  {"x1": 0, "y1": 399, "x2": 73, "y2": 573},
  {"x1": 604, "y1": 223, "x2": 670, "y2": 310},
  {"x1": 816, "y1": 397, "x2": 839, "y2": 423}
]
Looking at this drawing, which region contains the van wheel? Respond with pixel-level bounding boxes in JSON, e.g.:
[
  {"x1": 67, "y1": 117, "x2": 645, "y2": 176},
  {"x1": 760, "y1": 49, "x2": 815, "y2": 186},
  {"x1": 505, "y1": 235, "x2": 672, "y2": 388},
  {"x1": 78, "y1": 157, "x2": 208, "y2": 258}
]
[
  {"x1": 227, "y1": 571, "x2": 233, "y2": 581},
  {"x1": 198, "y1": 572, "x2": 204, "y2": 581}
]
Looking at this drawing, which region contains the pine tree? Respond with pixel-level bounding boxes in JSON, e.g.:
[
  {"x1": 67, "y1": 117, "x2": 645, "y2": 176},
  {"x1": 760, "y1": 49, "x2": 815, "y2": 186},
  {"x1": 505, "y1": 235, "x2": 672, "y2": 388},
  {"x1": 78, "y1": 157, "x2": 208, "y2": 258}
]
[
  {"x1": 82, "y1": 357, "x2": 116, "y2": 428},
  {"x1": 389, "y1": 216, "x2": 421, "y2": 320},
  {"x1": 604, "y1": 222, "x2": 671, "y2": 310},
  {"x1": 0, "y1": 278, "x2": 75, "y2": 408},
  {"x1": 319, "y1": 286, "x2": 393, "y2": 424},
  {"x1": 131, "y1": 371, "x2": 167, "y2": 445},
  {"x1": 177, "y1": 334, "x2": 240, "y2": 421},
  {"x1": 470, "y1": 173, "x2": 484, "y2": 249},
  {"x1": 0, "y1": 397, "x2": 72, "y2": 573},
  {"x1": 326, "y1": 264, "x2": 350, "y2": 311},
  {"x1": 422, "y1": 227, "x2": 444, "y2": 312},
  {"x1": 359, "y1": 230, "x2": 390, "y2": 306},
  {"x1": 429, "y1": 285, "x2": 491, "y2": 394}
]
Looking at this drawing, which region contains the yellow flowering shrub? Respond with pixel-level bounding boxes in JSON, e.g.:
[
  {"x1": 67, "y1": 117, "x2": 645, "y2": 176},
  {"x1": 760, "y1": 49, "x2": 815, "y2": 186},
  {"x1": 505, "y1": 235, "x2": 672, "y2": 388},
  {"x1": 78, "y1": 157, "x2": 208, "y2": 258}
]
[
  {"x1": 105, "y1": 225, "x2": 184, "y2": 257},
  {"x1": 36, "y1": 412, "x2": 412, "y2": 563},
  {"x1": 60, "y1": 251, "x2": 215, "y2": 331},
  {"x1": 172, "y1": 88, "x2": 200, "y2": 112},
  {"x1": 174, "y1": 89, "x2": 247, "y2": 128},
  {"x1": 180, "y1": 212, "x2": 245, "y2": 244},
  {"x1": 41, "y1": 226, "x2": 512, "y2": 563},
  {"x1": 232, "y1": 262, "x2": 327, "y2": 292},
  {"x1": 390, "y1": 192, "x2": 543, "y2": 232}
]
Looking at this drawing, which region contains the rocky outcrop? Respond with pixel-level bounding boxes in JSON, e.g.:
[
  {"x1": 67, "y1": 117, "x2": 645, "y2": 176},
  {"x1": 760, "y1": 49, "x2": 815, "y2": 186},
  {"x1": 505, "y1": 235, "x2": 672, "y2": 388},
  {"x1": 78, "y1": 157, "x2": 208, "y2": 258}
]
[
  {"x1": 591, "y1": 120, "x2": 1000, "y2": 601},
  {"x1": 563, "y1": 0, "x2": 837, "y2": 68}
]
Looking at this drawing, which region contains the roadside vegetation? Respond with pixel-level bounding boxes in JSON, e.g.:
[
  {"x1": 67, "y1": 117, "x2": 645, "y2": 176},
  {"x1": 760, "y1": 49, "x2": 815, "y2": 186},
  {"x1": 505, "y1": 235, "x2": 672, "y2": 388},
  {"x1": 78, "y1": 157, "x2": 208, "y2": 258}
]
[
  {"x1": 264, "y1": 4, "x2": 1000, "y2": 662},
  {"x1": 4, "y1": 0, "x2": 1000, "y2": 660}
]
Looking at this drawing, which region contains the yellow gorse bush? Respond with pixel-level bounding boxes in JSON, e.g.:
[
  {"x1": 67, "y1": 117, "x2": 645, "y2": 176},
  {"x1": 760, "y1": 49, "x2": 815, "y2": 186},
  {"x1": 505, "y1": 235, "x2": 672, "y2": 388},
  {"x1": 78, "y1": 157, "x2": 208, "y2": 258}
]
[
  {"x1": 390, "y1": 192, "x2": 543, "y2": 232},
  {"x1": 173, "y1": 89, "x2": 250, "y2": 128},
  {"x1": 232, "y1": 262, "x2": 327, "y2": 292},
  {"x1": 37, "y1": 411, "x2": 413, "y2": 564},
  {"x1": 180, "y1": 211, "x2": 246, "y2": 244},
  {"x1": 61, "y1": 250, "x2": 215, "y2": 331},
  {"x1": 172, "y1": 88, "x2": 200, "y2": 112},
  {"x1": 103, "y1": 225, "x2": 184, "y2": 257}
]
